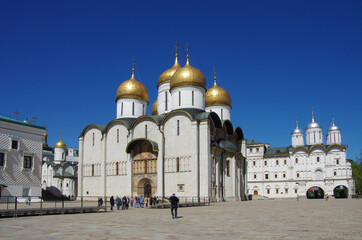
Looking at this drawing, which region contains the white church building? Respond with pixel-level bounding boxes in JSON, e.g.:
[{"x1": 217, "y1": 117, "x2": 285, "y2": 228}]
[
  {"x1": 247, "y1": 116, "x2": 354, "y2": 199},
  {"x1": 78, "y1": 46, "x2": 248, "y2": 202}
]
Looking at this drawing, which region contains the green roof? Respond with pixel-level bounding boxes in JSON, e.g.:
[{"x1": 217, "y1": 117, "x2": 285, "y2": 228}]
[
  {"x1": 265, "y1": 147, "x2": 290, "y2": 157},
  {"x1": 0, "y1": 116, "x2": 46, "y2": 130},
  {"x1": 247, "y1": 140, "x2": 264, "y2": 145}
]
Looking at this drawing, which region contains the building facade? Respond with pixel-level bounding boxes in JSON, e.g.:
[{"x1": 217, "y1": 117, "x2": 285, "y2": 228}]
[
  {"x1": 0, "y1": 116, "x2": 46, "y2": 200},
  {"x1": 78, "y1": 47, "x2": 248, "y2": 201},
  {"x1": 247, "y1": 116, "x2": 354, "y2": 199}
]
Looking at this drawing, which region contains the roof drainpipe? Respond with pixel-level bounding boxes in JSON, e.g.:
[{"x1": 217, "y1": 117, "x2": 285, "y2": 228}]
[{"x1": 158, "y1": 125, "x2": 165, "y2": 203}]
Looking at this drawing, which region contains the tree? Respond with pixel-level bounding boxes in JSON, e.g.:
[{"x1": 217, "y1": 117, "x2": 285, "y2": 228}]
[{"x1": 352, "y1": 150, "x2": 362, "y2": 194}]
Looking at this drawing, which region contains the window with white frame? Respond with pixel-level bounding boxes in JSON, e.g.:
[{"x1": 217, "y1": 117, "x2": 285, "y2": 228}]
[
  {"x1": 23, "y1": 156, "x2": 32, "y2": 169},
  {"x1": 0, "y1": 152, "x2": 4, "y2": 166}
]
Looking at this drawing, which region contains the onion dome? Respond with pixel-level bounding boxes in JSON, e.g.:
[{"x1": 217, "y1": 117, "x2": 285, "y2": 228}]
[
  {"x1": 44, "y1": 132, "x2": 48, "y2": 138},
  {"x1": 306, "y1": 117, "x2": 322, "y2": 129},
  {"x1": 292, "y1": 118, "x2": 303, "y2": 134},
  {"x1": 170, "y1": 50, "x2": 206, "y2": 90},
  {"x1": 158, "y1": 54, "x2": 181, "y2": 88},
  {"x1": 116, "y1": 67, "x2": 149, "y2": 103},
  {"x1": 151, "y1": 100, "x2": 158, "y2": 115},
  {"x1": 328, "y1": 116, "x2": 340, "y2": 132},
  {"x1": 205, "y1": 76, "x2": 231, "y2": 108},
  {"x1": 55, "y1": 139, "x2": 66, "y2": 148}
]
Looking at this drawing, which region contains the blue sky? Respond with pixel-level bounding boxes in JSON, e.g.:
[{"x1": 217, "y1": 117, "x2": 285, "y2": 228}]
[{"x1": 1, "y1": 1, "x2": 361, "y2": 159}]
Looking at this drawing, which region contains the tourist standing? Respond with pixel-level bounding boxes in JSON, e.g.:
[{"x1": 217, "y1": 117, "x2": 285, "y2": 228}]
[
  {"x1": 116, "y1": 196, "x2": 121, "y2": 210},
  {"x1": 130, "y1": 196, "x2": 134, "y2": 207},
  {"x1": 110, "y1": 196, "x2": 115, "y2": 211},
  {"x1": 145, "y1": 197, "x2": 149, "y2": 208},
  {"x1": 296, "y1": 194, "x2": 299, "y2": 202},
  {"x1": 169, "y1": 193, "x2": 179, "y2": 219},
  {"x1": 122, "y1": 196, "x2": 127, "y2": 210},
  {"x1": 140, "y1": 196, "x2": 145, "y2": 208},
  {"x1": 98, "y1": 197, "x2": 103, "y2": 207}
]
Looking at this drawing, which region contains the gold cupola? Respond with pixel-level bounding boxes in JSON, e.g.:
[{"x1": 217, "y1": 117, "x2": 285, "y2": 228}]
[
  {"x1": 205, "y1": 68, "x2": 231, "y2": 107},
  {"x1": 55, "y1": 139, "x2": 66, "y2": 149},
  {"x1": 158, "y1": 44, "x2": 181, "y2": 88},
  {"x1": 151, "y1": 100, "x2": 158, "y2": 115},
  {"x1": 170, "y1": 44, "x2": 206, "y2": 90},
  {"x1": 116, "y1": 60, "x2": 149, "y2": 103}
]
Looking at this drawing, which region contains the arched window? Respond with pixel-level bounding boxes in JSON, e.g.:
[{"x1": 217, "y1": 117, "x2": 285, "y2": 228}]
[
  {"x1": 227, "y1": 160, "x2": 230, "y2": 177},
  {"x1": 92, "y1": 133, "x2": 95, "y2": 146},
  {"x1": 91, "y1": 164, "x2": 95, "y2": 176},
  {"x1": 254, "y1": 174, "x2": 257, "y2": 179},
  {"x1": 176, "y1": 157, "x2": 180, "y2": 172},
  {"x1": 284, "y1": 159, "x2": 287, "y2": 165},
  {"x1": 334, "y1": 171, "x2": 337, "y2": 176},
  {"x1": 192, "y1": 91, "x2": 194, "y2": 106},
  {"x1": 253, "y1": 161, "x2": 256, "y2": 166},
  {"x1": 178, "y1": 92, "x2": 181, "y2": 106},
  {"x1": 295, "y1": 158, "x2": 298, "y2": 164},
  {"x1": 177, "y1": 120, "x2": 180, "y2": 136},
  {"x1": 117, "y1": 129, "x2": 119, "y2": 143},
  {"x1": 145, "y1": 125, "x2": 148, "y2": 138},
  {"x1": 283, "y1": 173, "x2": 286, "y2": 178},
  {"x1": 317, "y1": 157, "x2": 320, "y2": 162},
  {"x1": 275, "y1": 173, "x2": 277, "y2": 179},
  {"x1": 264, "y1": 161, "x2": 267, "y2": 166},
  {"x1": 296, "y1": 172, "x2": 300, "y2": 178},
  {"x1": 276, "y1": 160, "x2": 279, "y2": 165}
]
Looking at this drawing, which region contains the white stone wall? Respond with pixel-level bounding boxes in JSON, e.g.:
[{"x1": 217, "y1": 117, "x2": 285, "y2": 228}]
[
  {"x1": 0, "y1": 120, "x2": 45, "y2": 198},
  {"x1": 327, "y1": 130, "x2": 341, "y2": 145},
  {"x1": 205, "y1": 105, "x2": 231, "y2": 121},
  {"x1": 157, "y1": 82, "x2": 172, "y2": 114},
  {"x1": 291, "y1": 132, "x2": 304, "y2": 147},
  {"x1": 306, "y1": 128, "x2": 323, "y2": 145},
  {"x1": 116, "y1": 98, "x2": 147, "y2": 119},
  {"x1": 170, "y1": 86, "x2": 205, "y2": 111},
  {"x1": 54, "y1": 147, "x2": 66, "y2": 162}
]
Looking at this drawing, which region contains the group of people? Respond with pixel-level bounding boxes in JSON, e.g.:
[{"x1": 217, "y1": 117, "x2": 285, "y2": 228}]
[{"x1": 109, "y1": 195, "x2": 159, "y2": 211}]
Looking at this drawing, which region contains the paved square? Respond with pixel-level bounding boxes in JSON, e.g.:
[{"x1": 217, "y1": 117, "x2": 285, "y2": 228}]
[{"x1": 1, "y1": 199, "x2": 361, "y2": 239}]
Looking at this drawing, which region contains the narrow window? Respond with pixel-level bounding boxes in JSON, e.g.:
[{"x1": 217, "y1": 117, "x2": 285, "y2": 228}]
[
  {"x1": 91, "y1": 164, "x2": 95, "y2": 176},
  {"x1": 267, "y1": 189, "x2": 270, "y2": 194},
  {"x1": 177, "y1": 120, "x2": 180, "y2": 136},
  {"x1": 178, "y1": 91, "x2": 181, "y2": 106},
  {"x1": 276, "y1": 189, "x2": 279, "y2": 194},
  {"x1": 334, "y1": 171, "x2": 336, "y2": 176},
  {"x1": 295, "y1": 158, "x2": 298, "y2": 164},
  {"x1": 253, "y1": 161, "x2": 256, "y2": 166},
  {"x1": 11, "y1": 140, "x2": 18, "y2": 150},
  {"x1": 165, "y1": 92, "x2": 168, "y2": 111},
  {"x1": 283, "y1": 173, "x2": 286, "y2": 178},
  {"x1": 145, "y1": 125, "x2": 148, "y2": 138},
  {"x1": 265, "y1": 174, "x2": 269, "y2": 179},
  {"x1": 264, "y1": 161, "x2": 267, "y2": 166},
  {"x1": 0, "y1": 152, "x2": 4, "y2": 166},
  {"x1": 317, "y1": 157, "x2": 320, "y2": 162},
  {"x1": 285, "y1": 188, "x2": 288, "y2": 194},
  {"x1": 275, "y1": 174, "x2": 277, "y2": 179},
  {"x1": 144, "y1": 160, "x2": 148, "y2": 174},
  {"x1": 254, "y1": 174, "x2": 256, "y2": 179},
  {"x1": 60, "y1": 183, "x2": 62, "y2": 188},
  {"x1": 297, "y1": 173, "x2": 300, "y2": 178},
  {"x1": 66, "y1": 183, "x2": 69, "y2": 187},
  {"x1": 132, "y1": 102, "x2": 135, "y2": 115},
  {"x1": 227, "y1": 160, "x2": 230, "y2": 177},
  {"x1": 121, "y1": 103, "x2": 123, "y2": 115},
  {"x1": 192, "y1": 91, "x2": 194, "y2": 106},
  {"x1": 92, "y1": 133, "x2": 95, "y2": 146},
  {"x1": 116, "y1": 162, "x2": 119, "y2": 175},
  {"x1": 276, "y1": 160, "x2": 279, "y2": 165},
  {"x1": 176, "y1": 157, "x2": 180, "y2": 172},
  {"x1": 221, "y1": 109, "x2": 224, "y2": 120},
  {"x1": 295, "y1": 189, "x2": 298, "y2": 194},
  {"x1": 23, "y1": 156, "x2": 32, "y2": 169},
  {"x1": 117, "y1": 129, "x2": 119, "y2": 143},
  {"x1": 336, "y1": 159, "x2": 339, "y2": 165},
  {"x1": 256, "y1": 148, "x2": 259, "y2": 153},
  {"x1": 284, "y1": 159, "x2": 287, "y2": 165}
]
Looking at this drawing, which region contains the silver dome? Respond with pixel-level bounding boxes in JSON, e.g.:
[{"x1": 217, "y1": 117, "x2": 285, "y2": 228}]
[
  {"x1": 328, "y1": 125, "x2": 340, "y2": 132},
  {"x1": 292, "y1": 128, "x2": 303, "y2": 134},
  {"x1": 306, "y1": 121, "x2": 322, "y2": 129}
]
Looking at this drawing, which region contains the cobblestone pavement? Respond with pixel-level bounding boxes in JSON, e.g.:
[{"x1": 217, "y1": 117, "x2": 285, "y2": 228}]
[{"x1": 1, "y1": 198, "x2": 361, "y2": 240}]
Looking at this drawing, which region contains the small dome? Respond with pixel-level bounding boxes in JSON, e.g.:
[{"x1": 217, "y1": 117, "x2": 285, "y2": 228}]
[
  {"x1": 55, "y1": 140, "x2": 66, "y2": 148},
  {"x1": 151, "y1": 100, "x2": 158, "y2": 115},
  {"x1": 170, "y1": 57, "x2": 206, "y2": 90},
  {"x1": 205, "y1": 80, "x2": 231, "y2": 107},
  {"x1": 292, "y1": 128, "x2": 303, "y2": 134},
  {"x1": 306, "y1": 117, "x2": 322, "y2": 130},
  {"x1": 158, "y1": 55, "x2": 181, "y2": 88},
  {"x1": 116, "y1": 70, "x2": 149, "y2": 103},
  {"x1": 328, "y1": 125, "x2": 340, "y2": 131},
  {"x1": 44, "y1": 132, "x2": 48, "y2": 137}
]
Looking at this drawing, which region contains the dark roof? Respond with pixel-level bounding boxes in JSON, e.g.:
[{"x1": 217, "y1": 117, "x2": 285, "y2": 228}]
[
  {"x1": 247, "y1": 140, "x2": 264, "y2": 146},
  {"x1": 265, "y1": 147, "x2": 290, "y2": 158},
  {"x1": 0, "y1": 116, "x2": 46, "y2": 130}
]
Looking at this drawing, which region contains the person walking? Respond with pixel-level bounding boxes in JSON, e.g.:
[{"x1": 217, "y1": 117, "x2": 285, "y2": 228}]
[
  {"x1": 296, "y1": 194, "x2": 299, "y2": 202},
  {"x1": 110, "y1": 196, "x2": 115, "y2": 211},
  {"x1": 122, "y1": 196, "x2": 127, "y2": 210},
  {"x1": 98, "y1": 197, "x2": 103, "y2": 207},
  {"x1": 140, "y1": 196, "x2": 145, "y2": 208},
  {"x1": 116, "y1": 196, "x2": 121, "y2": 210},
  {"x1": 169, "y1": 193, "x2": 179, "y2": 219}
]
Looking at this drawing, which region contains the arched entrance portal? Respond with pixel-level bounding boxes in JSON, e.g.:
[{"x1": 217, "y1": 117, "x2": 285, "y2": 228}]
[
  {"x1": 334, "y1": 185, "x2": 348, "y2": 198},
  {"x1": 137, "y1": 178, "x2": 155, "y2": 198},
  {"x1": 254, "y1": 190, "x2": 258, "y2": 195},
  {"x1": 307, "y1": 186, "x2": 324, "y2": 199}
]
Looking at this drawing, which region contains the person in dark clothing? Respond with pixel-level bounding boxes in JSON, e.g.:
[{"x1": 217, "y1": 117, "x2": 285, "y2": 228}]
[
  {"x1": 98, "y1": 197, "x2": 103, "y2": 207},
  {"x1": 116, "y1": 196, "x2": 121, "y2": 210},
  {"x1": 169, "y1": 193, "x2": 179, "y2": 219},
  {"x1": 110, "y1": 196, "x2": 115, "y2": 211}
]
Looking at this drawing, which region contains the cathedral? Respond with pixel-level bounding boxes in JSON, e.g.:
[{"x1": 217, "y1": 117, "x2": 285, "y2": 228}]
[
  {"x1": 247, "y1": 115, "x2": 355, "y2": 199},
  {"x1": 78, "y1": 45, "x2": 248, "y2": 201}
]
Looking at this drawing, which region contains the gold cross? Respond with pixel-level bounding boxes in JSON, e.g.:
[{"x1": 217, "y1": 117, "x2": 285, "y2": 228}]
[
  {"x1": 175, "y1": 41, "x2": 179, "y2": 54},
  {"x1": 186, "y1": 43, "x2": 189, "y2": 56},
  {"x1": 214, "y1": 66, "x2": 216, "y2": 80},
  {"x1": 131, "y1": 57, "x2": 136, "y2": 69},
  {"x1": 60, "y1": 132, "x2": 62, "y2": 140}
]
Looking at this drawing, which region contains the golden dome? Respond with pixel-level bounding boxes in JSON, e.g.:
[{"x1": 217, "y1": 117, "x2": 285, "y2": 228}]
[
  {"x1": 55, "y1": 139, "x2": 66, "y2": 148},
  {"x1": 116, "y1": 69, "x2": 149, "y2": 103},
  {"x1": 44, "y1": 132, "x2": 48, "y2": 137},
  {"x1": 151, "y1": 100, "x2": 158, "y2": 115},
  {"x1": 170, "y1": 57, "x2": 206, "y2": 90},
  {"x1": 205, "y1": 79, "x2": 231, "y2": 107},
  {"x1": 158, "y1": 54, "x2": 181, "y2": 88}
]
